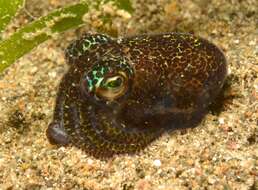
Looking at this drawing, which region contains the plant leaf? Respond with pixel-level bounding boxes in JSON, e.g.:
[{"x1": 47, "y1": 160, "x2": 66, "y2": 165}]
[
  {"x1": 114, "y1": 0, "x2": 134, "y2": 13},
  {"x1": 0, "y1": 3, "x2": 88, "y2": 73},
  {"x1": 0, "y1": 0, "x2": 25, "y2": 34},
  {"x1": 0, "y1": 0, "x2": 133, "y2": 73}
]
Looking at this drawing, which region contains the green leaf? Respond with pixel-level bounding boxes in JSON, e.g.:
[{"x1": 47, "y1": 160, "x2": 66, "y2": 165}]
[
  {"x1": 0, "y1": 0, "x2": 25, "y2": 34},
  {"x1": 114, "y1": 0, "x2": 134, "y2": 13},
  {"x1": 0, "y1": 3, "x2": 89, "y2": 73},
  {"x1": 0, "y1": 0, "x2": 133, "y2": 73}
]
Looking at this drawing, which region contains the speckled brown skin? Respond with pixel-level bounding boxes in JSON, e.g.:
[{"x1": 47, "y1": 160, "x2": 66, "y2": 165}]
[{"x1": 46, "y1": 33, "x2": 227, "y2": 157}]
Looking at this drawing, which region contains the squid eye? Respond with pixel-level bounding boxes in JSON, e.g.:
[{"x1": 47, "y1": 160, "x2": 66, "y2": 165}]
[
  {"x1": 96, "y1": 72, "x2": 128, "y2": 101},
  {"x1": 104, "y1": 76, "x2": 123, "y2": 89}
]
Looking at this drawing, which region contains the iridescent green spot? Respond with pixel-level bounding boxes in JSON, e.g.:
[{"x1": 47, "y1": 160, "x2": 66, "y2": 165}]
[
  {"x1": 82, "y1": 42, "x2": 91, "y2": 51},
  {"x1": 87, "y1": 79, "x2": 94, "y2": 91},
  {"x1": 100, "y1": 66, "x2": 108, "y2": 74},
  {"x1": 92, "y1": 79, "x2": 98, "y2": 85},
  {"x1": 96, "y1": 71, "x2": 102, "y2": 78},
  {"x1": 92, "y1": 70, "x2": 97, "y2": 76}
]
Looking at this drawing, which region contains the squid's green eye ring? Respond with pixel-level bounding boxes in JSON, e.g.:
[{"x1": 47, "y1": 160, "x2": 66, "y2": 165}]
[
  {"x1": 96, "y1": 72, "x2": 128, "y2": 101},
  {"x1": 104, "y1": 76, "x2": 123, "y2": 89}
]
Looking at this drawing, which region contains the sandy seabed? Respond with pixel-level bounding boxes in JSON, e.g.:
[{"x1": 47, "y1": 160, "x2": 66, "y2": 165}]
[{"x1": 0, "y1": 0, "x2": 257, "y2": 189}]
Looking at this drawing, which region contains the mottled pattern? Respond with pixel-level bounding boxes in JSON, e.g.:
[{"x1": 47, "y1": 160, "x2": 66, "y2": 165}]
[{"x1": 46, "y1": 33, "x2": 227, "y2": 157}]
